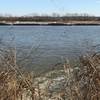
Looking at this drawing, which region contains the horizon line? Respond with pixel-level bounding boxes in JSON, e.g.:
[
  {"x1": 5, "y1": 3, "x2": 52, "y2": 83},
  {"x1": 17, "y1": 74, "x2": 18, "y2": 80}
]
[{"x1": 0, "y1": 12, "x2": 99, "y2": 17}]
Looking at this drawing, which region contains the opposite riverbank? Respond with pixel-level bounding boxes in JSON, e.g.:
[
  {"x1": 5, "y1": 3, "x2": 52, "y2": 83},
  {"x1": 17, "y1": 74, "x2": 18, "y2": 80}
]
[{"x1": 1, "y1": 21, "x2": 100, "y2": 26}]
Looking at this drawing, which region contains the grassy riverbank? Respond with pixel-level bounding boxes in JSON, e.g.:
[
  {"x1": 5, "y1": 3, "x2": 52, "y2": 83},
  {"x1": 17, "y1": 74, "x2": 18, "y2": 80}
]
[{"x1": 0, "y1": 48, "x2": 100, "y2": 100}]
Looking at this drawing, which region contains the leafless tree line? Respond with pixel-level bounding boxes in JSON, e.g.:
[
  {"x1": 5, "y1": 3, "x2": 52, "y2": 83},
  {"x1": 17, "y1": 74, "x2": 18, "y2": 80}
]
[{"x1": 0, "y1": 13, "x2": 99, "y2": 22}]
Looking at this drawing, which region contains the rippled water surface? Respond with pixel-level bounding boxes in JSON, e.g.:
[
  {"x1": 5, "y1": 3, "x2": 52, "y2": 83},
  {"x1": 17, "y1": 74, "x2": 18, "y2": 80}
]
[{"x1": 0, "y1": 26, "x2": 100, "y2": 71}]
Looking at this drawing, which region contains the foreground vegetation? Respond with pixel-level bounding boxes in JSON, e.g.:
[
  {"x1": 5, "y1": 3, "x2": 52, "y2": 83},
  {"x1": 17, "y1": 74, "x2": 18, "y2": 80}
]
[{"x1": 0, "y1": 47, "x2": 100, "y2": 100}]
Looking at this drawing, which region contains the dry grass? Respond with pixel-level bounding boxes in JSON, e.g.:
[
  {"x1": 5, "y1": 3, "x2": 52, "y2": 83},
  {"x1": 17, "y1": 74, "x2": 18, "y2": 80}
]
[
  {"x1": 61, "y1": 52, "x2": 100, "y2": 100},
  {"x1": 0, "y1": 48, "x2": 35, "y2": 100},
  {"x1": 78, "y1": 53, "x2": 100, "y2": 99},
  {"x1": 0, "y1": 47, "x2": 100, "y2": 100}
]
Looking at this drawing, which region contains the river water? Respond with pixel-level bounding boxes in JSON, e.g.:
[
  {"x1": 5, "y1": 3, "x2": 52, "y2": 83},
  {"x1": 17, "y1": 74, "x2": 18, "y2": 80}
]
[{"x1": 0, "y1": 25, "x2": 100, "y2": 71}]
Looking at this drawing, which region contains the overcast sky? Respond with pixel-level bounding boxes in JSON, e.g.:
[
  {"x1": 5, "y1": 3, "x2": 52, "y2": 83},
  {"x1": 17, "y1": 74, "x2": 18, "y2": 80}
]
[{"x1": 0, "y1": 0, "x2": 100, "y2": 16}]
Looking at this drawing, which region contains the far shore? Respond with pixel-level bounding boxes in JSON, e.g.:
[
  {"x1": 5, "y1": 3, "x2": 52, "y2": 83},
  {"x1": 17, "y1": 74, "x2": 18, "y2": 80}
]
[{"x1": 1, "y1": 21, "x2": 100, "y2": 26}]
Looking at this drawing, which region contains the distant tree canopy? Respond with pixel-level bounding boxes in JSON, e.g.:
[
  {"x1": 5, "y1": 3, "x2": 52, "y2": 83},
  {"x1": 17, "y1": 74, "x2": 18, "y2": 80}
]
[{"x1": 0, "y1": 14, "x2": 100, "y2": 22}]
